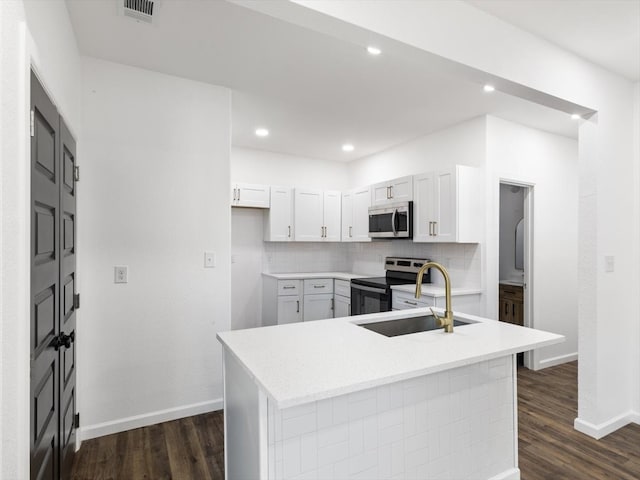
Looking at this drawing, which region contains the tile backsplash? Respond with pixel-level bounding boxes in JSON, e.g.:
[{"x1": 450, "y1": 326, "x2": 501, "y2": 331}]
[{"x1": 263, "y1": 240, "x2": 481, "y2": 288}]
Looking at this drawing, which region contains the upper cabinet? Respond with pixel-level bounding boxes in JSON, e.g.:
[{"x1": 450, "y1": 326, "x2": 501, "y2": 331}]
[
  {"x1": 231, "y1": 182, "x2": 270, "y2": 208},
  {"x1": 342, "y1": 186, "x2": 371, "y2": 242},
  {"x1": 413, "y1": 165, "x2": 482, "y2": 243},
  {"x1": 371, "y1": 175, "x2": 413, "y2": 206},
  {"x1": 294, "y1": 189, "x2": 341, "y2": 242},
  {"x1": 264, "y1": 186, "x2": 294, "y2": 242}
]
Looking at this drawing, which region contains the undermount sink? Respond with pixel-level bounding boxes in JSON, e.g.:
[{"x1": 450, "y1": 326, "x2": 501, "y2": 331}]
[{"x1": 357, "y1": 314, "x2": 475, "y2": 337}]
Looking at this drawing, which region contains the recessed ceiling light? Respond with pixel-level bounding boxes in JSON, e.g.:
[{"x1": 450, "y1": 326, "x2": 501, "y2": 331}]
[
  {"x1": 255, "y1": 128, "x2": 269, "y2": 137},
  {"x1": 342, "y1": 144, "x2": 355, "y2": 152},
  {"x1": 367, "y1": 46, "x2": 381, "y2": 56},
  {"x1": 483, "y1": 84, "x2": 495, "y2": 93},
  {"x1": 571, "y1": 114, "x2": 581, "y2": 120}
]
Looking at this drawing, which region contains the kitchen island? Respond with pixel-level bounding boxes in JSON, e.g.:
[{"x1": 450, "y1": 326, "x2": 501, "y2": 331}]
[{"x1": 217, "y1": 309, "x2": 563, "y2": 480}]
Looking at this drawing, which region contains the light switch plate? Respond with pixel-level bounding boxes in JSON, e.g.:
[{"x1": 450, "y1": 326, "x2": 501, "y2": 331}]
[
  {"x1": 605, "y1": 255, "x2": 615, "y2": 273},
  {"x1": 114, "y1": 265, "x2": 128, "y2": 283},
  {"x1": 204, "y1": 251, "x2": 216, "y2": 268}
]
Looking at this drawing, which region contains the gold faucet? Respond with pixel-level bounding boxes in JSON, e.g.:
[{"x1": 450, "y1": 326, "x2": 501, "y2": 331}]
[{"x1": 415, "y1": 262, "x2": 454, "y2": 333}]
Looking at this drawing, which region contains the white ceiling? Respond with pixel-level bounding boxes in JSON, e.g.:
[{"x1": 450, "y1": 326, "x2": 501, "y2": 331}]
[
  {"x1": 467, "y1": 0, "x2": 640, "y2": 82},
  {"x1": 66, "y1": 0, "x2": 580, "y2": 162}
]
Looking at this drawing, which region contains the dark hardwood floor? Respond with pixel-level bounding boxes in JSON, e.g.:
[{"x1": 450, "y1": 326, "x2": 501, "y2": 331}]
[
  {"x1": 72, "y1": 361, "x2": 640, "y2": 479},
  {"x1": 518, "y1": 361, "x2": 640, "y2": 480}
]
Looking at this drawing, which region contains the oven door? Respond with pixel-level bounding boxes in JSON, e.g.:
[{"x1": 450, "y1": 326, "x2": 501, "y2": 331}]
[{"x1": 350, "y1": 283, "x2": 390, "y2": 315}]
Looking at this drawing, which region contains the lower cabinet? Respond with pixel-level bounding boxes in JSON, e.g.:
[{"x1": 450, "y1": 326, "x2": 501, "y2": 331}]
[
  {"x1": 264, "y1": 276, "x2": 352, "y2": 326},
  {"x1": 334, "y1": 279, "x2": 351, "y2": 318},
  {"x1": 303, "y1": 278, "x2": 334, "y2": 321},
  {"x1": 499, "y1": 284, "x2": 524, "y2": 325},
  {"x1": 277, "y1": 295, "x2": 302, "y2": 324},
  {"x1": 392, "y1": 289, "x2": 483, "y2": 315}
]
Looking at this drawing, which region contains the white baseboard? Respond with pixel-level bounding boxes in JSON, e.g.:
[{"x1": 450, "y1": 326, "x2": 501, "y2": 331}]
[
  {"x1": 536, "y1": 352, "x2": 578, "y2": 370},
  {"x1": 488, "y1": 467, "x2": 520, "y2": 480},
  {"x1": 574, "y1": 410, "x2": 638, "y2": 440},
  {"x1": 79, "y1": 398, "x2": 223, "y2": 441}
]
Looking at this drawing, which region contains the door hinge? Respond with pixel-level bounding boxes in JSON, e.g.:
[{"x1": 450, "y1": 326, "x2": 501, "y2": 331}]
[
  {"x1": 74, "y1": 166, "x2": 80, "y2": 182},
  {"x1": 74, "y1": 413, "x2": 80, "y2": 429},
  {"x1": 30, "y1": 110, "x2": 35, "y2": 137},
  {"x1": 74, "y1": 293, "x2": 80, "y2": 310}
]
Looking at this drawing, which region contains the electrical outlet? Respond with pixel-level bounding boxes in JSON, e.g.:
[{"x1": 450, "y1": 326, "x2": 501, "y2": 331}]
[
  {"x1": 114, "y1": 266, "x2": 128, "y2": 283},
  {"x1": 204, "y1": 251, "x2": 216, "y2": 268}
]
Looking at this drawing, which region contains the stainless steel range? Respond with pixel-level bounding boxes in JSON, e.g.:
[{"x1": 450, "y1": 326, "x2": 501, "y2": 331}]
[{"x1": 350, "y1": 257, "x2": 431, "y2": 315}]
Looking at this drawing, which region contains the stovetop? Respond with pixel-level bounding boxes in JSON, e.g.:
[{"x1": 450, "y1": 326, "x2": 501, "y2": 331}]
[{"x1": 351, "y1": 276, "x2": 416, "y2": 289}]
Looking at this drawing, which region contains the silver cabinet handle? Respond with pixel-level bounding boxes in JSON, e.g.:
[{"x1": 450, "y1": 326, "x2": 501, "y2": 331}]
[
  {"x1": 389, "y1": 185, "x2": 394, "y2": 198},
  {"x1": 313, "y1": 285, "x2": 325, "y2": 289},
  {"x1": 331, "y1": 298, "x2": 334, "y2": 310},
  {"x1": 349, "y1": 226, "x2": 352, "y2": 237},
  {"x1": 296, "y1": 300, "x2": 300, "y2": 313},
  {"x1": 433, "y1": 221, "x2": 437, "y2": 236},
  {"x1": 288, "y1": 225, "x2": 291, "y2": 238},
  {"x1": 233, "y1": 188, "x2": 237, "y2": 202},
  {"x1": 237, "y1": 188, "x2": 241, "y2": 202},
  {"x1": 429, "y1": 221, "x2": 433, "y2": 236},
  {"x1": 386, "y1": 186, "x2": 391, "y2": 199},
  {"x1": 404, "y1": 300, "x2": 418, "y2": 306},
  {"x1": 321, "y1": 226, "x2": 324, "y2": 238},
  {"x1": 283, "y1": 286, "x2": 295, "y2": 289}
]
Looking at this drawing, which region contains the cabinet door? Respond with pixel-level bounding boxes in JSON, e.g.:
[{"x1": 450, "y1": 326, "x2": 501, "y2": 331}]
[
  {"x1": 233, "y1": 183, "x2": 270, "y2": 208},
  {"x1": 294, "y1": 188, "x2": 323, "y2": 241},
  {"x1": 432, "y1": 169, "x2": 456, "y2": 241},
  {"x1": 412, "y1": 172, "x2": 435, "y2": 243},
  {"x1": 334, "y1": 295, "x2": 351, "y2": 318},
  {"x1": 277, "y1": 295, "x2": 302, "y2": 324},
  {"x1": 352, "y1": 186, "x2": 371, "y2": 242},
  {"x1": 341, "y1": 191, "x2": 353, "y2": 242},
  {"x1": 390, "y1": 175, "x2": 413, "y2": 202},
  {"x1": 371, "y1": 181, "x2": 392, "y2": 206},
  {"x1": 323, "y1": 190, "x2": 342, "y2": 242},
  {"x1": 303, "y1": 293, "x2": 334, "y2": 321},
  {"x1": 265, "y1": 186, "x2": 293, "y2": 241}
]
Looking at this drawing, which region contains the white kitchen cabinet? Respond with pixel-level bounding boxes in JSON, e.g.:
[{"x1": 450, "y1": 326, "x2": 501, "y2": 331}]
[
  {"x1": 342, "y1": 186, "x2": 371, "y2": 242},
  {"x1": 294, "y1": 188, "x2": 341, "y2": 242},
  {"x1": 303, "y1": 278, "x2": 334, "y2": 321},
  {"x1": 264, "y1": 186, "x2": 294, "y2": 241},
  {"x1": 231, "y1": 182, "x2": 270, "y2": 208},
  {"x1": 334, "y1": 279, "x2": 351, "y2": 317},
  {"x1": 303, "y1": 293, "x2": 334, "y2": 321},
  {"x1": 371, "y1": 175, "x2": 413, "y2": 206},
  {"x1": 392, "y1": 288, "x2": 483, "y2": 315},
  {"x1": 413, "y1": 165, "x2": 482, "y2": 243},
  {"x1": 277, "y1": 295, "x2": 302, "y2": 324},
  {"x1": 262, "y1": 278, "x2": 302, "y2": 326}
]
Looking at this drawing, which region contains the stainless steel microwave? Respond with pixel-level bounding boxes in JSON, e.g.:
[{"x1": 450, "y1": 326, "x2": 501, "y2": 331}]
[{"x1": 368, "y1": 202, "x2": 413, "y2": 238}]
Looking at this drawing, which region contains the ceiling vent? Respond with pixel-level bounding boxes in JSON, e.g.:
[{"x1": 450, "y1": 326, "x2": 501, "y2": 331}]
[{"x1": 121, "y1": 0, "x2": 157, "y2": 24}]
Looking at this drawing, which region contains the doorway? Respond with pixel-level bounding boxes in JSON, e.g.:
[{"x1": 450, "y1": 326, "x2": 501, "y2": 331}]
[{"x1": 498, "y1": 181, "x2": 533, "y2": 368}]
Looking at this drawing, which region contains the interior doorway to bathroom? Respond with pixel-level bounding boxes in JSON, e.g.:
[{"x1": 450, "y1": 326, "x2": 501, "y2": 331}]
[{"x1": 499, "y1": 182, "x2": 533, "y2": 368}]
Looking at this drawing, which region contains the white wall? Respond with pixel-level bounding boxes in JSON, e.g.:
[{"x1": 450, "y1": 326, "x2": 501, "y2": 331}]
[
  {"x1": 252, "y1": 0, "x2": 640, "y2": 438},
  {"x1": 348, "y1": 116, "x2": 486, "y2": 186},
  {"x1": 232, "y1": 146, "x2": 349, "y2": 190},
  {"x1": 78, "y1": 57, "x2": 231, "y2": 439},
  {"x1": 486, "y1": 116, "x2": 578, "y2": 369},
  {"x1": 499, "y1": 184, "x2": 525, "y2": 282},
  {"x1": 1, "y1": 0, "x2": 81, "y2": 477}
]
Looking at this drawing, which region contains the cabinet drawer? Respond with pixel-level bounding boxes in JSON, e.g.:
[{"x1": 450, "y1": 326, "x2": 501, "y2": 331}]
[
  {"x1": 304, "y1": 278, "x2": 334, "y2": 295},
  {"x1": 278, "y1": 280, "x2": 301, "y2": 296},
  {"x1": 499, "y1": 284, "x2": 523, "y2": 302},
  {"x1": 334, "y1": 279, "x2": 351, "y2": 298},
  {"x1": 392, "y1": 291, "x2": 434, "y2": 310}
]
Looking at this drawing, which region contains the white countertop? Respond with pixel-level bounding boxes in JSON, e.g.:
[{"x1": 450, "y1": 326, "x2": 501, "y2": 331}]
[
  {"x1": 217, "y1": 309, "x2": 563, "y2": 409},
  {"x1": 391, "y1": 284, "x2": 483, "y2": 297},
  {"x1": 263, "y1": 272, "x2": 367, "y2": 281}
]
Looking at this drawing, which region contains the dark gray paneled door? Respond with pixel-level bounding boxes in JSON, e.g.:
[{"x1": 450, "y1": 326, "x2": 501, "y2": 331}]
[{"x1": 30, "y1": 71, "x2": 77, "y2": 480}]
